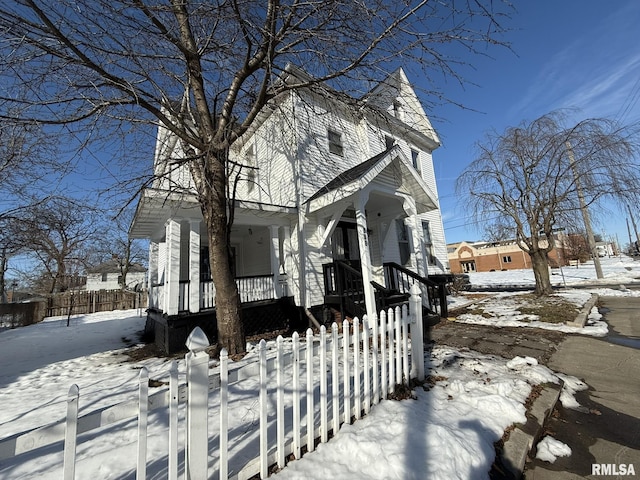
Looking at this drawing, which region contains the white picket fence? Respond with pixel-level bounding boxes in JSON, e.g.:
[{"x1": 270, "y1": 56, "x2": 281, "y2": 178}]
[{"x1": 0, "y1": 285, "x2": 426, "y2": 479}]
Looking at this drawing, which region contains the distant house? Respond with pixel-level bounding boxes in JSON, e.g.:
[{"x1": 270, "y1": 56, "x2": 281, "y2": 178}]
[
  {"x1": 86, "y1": 260, "x2": 146, "y2": 291},
  {"x1": 448, "y1": 239, "x2": 564, "y2": 274},
  {"x1": 130, "y1": 65, "x2": 451, "y2": 352}
]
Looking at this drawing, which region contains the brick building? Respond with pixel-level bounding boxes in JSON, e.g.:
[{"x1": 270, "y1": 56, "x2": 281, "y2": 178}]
[{"x1": 447, "y1": 240, "x2": 564, "y2": 274}]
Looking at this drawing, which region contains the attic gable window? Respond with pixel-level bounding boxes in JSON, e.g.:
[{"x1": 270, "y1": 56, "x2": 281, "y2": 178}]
[
  {"x1": 393, "y1": 100, "x2": 404, "y2": 120},
  {"x1": 328, "y1": 129, "x2": 344, "y2": 156}
]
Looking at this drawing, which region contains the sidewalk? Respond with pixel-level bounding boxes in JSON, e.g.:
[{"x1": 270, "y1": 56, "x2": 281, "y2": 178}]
[{"x1": 523, "y1": 296, "x2": 640, "y2": 479}]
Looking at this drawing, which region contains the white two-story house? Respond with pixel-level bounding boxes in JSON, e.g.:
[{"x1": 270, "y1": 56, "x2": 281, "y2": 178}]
[{"x1": 129, "y1": 66, "x2": 450, "y2": 352}]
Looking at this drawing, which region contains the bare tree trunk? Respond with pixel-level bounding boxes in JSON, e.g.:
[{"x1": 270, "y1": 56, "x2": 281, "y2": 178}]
[
  {"x1": 199, "y1": 153, "x2": 245, "y2": 355},
  {"x1": 530, "y1": 249, "x2": 553, "y2": 295}
]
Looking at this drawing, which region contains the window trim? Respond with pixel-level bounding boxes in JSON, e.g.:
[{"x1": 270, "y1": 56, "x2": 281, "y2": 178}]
[{"x1": 328, "y1": 129, "x2": 344, "y2": 156}]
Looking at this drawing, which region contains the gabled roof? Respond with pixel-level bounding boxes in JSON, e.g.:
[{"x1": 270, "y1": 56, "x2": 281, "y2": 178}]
[
  {"x1": 307, "y1": 148, "x2": 392, "y2": 202},
  {"x1": 306, "y1": 145, "x2": 438, "y2": 214}
]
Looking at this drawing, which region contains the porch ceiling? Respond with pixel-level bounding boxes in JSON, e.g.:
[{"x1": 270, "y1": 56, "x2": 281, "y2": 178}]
[
  {"x1": 129, "y1": 189, "x2": 298, "y2": 240},
  {"x1": 306, "y1": 145, "x2": 438, "y2": 214},
  {"x1": 129, "y1": 188, "x2": 201, "y2": 239}
]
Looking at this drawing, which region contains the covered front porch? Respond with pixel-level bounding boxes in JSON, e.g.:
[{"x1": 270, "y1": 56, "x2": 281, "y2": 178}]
[
  {"x1": 131, "y1": 189, "x2": 296, "y2": 316},
  {"x1": 307, "y1": 145, "x2": 447, "y2": 321}
]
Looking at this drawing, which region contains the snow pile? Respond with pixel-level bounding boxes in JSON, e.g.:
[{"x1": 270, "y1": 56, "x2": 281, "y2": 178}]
[{"x1": 535, "y1": 436, "x2": 572, "y2": 463}]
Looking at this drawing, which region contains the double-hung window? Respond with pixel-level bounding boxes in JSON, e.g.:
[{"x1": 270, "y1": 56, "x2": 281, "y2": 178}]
[{"x1": 328, "y1": 129, "x2": 344, "y2": 156}]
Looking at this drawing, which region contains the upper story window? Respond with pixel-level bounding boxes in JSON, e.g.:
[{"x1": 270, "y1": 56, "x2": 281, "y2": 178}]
[
  {"x1": 245, "y1": 144, "x2": 257, "y2": 193},
  {"x1": 422, "y1": 220, "x2": 436, "y2": 266},
  {"x1": 328, "y1": 129, "x2": 344, "y2": 156},
  {"x1": 411, "y1": 149, "x2": 420, "y2": 172}
]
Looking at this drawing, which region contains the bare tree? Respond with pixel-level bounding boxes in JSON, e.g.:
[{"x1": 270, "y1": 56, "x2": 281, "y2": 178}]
[
  {"x1": 457, "y1": 111, "x2": 640, "y2": 295},
  {"x1": 0, "y1": 0, "x2": 513, "y2": 353},
  {"x1": 88, "y1": 209, "x2": 148, "y2": 290},
  {"x1": 15, "y1": 197, "x2": 98, "y2": 294},
  {"x1": 561, "y1": 232, "x2": 590, "y2": 265}
]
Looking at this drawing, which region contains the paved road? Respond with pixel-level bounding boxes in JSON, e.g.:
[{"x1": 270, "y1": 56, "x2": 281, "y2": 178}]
[{"x1": 523, "y1": 296, "x2": 640, "y2": 479}]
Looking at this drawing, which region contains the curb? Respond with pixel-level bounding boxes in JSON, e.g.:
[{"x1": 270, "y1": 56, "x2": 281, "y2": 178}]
[
  {"x1": 565, "y1": 293, "x2": 599, "y2": 328},
  {"x1": 500, "y1": 381, "x2": 563, "y2": 479}
]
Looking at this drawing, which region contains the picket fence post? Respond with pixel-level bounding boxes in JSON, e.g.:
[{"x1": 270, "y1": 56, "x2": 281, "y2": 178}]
[
  {"x1": 379, "y1": 311, "x2": 387, "y2": 400},
  {"x1": 305, "y1": 329, "x2": 314, "y2": 453},
  {"x1": 363, "y1": 317, "x2": 370, "y2": 415},
  {"x1": 388, "y1": 308, "x2": 395, "y2": 394},
  {"x1": 137, "y1": 367, "x2": 149, "y2": 480},
  {"x1": 259, "y1": 339, "x2": 268, "y2": 479},
  {"x1": 372, "y1": 314, "x2": 379, "y2": 405},
  {"x1": 395, "y1": 306, "x2": 402, "y2": 385},
  {"x1": 169, "y1": 361, "x2": 179, "y2": 480},
  {"x1": 63, "y1": 384, "x2": 79, "y2": 480},
  {"x1": 342, "y1": 319, "x2": 351, "y2": 425},
  {"x1": 292, "y1": 332, "x2": 301, "y2": 459},
  {"x1": 331, "y1": 323, "x2": 340, "y2": 435},
  {"x1": 319, "y1": 326, "x2": 328, "y2": 443},
  {"x1": 402, "y1": 305, "x2": 410, "y2": 385},
  {"x1": 219, "y1": 350, "x2": 229, "y2": 480},
  {"x1": 185, "y1": 327, "x2": 210, "y2": 480},
  {"x1": 276, "y1": 336, "x2": 285, "y2": 469},
  {"x1": 409, "y1": 284, "x2": 425, "y2": 381},
  {"x1": 353, "y1": 317, "x2": 361, "y2": 420}
]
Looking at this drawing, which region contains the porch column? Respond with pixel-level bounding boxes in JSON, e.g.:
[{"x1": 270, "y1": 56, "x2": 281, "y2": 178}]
[
  {"x1": 148, "y1": 241, "x2": 159, "y2": 286},
  {"x1": 148, "y1": 241, "x2": 159, "y2": 309},
  {"x1": 282, "y1": 225, "x2": 292, "y2": 297},
  {"x1": 403, "y1": 198, "x2": 428, "y2": 278},
  {"x1": 269, "y1": 225, "x2": 282, "y2": 297},
  {"x1": 355, "y1": 192, "x2": 377, "y2": 319},
  {"x1": 189, "y1": 220, "x2": 201, "y2": 313},
  {"x1": 165, "y1": 219, "x2": 181, "y2": 315}
]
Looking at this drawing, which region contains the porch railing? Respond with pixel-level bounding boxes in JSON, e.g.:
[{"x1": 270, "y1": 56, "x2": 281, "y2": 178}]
[
  {"x1": 323, "y1": 260, "x2": 366, "y2": 319},
  {"x1": 149, "y1": 283, "x2": 163, "y2": 310},
  {"x1": 201, "y1": 274, "x2": 277, "y2": 309},
  {"x1": 383, "y1": 262, "x2": 448, "y2": 318},
  {"x1": 151, "y1": 275, "x2": 279, "y2": 313}
]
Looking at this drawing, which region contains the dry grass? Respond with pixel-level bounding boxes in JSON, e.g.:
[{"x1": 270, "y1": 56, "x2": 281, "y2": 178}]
[
  {"x1": 461, "y1": 293, "x2": 580, "y2": 324},
  {"x1": 514, "y1": 294, "x2": 579, "y2": 324}
]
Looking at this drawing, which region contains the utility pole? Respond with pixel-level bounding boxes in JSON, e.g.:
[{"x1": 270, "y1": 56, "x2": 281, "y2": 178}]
[{"x1": 566, "y1": 142, "x2": 604, "y2": 279}]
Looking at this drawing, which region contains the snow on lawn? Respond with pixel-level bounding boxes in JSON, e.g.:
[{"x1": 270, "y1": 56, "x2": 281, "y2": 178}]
[
  {"x1": 465, "y1": 254, "x2": 640, "y2": 288},
  {"x1": 0, "y1": 309, "x2": 586, "y2": 480},
  {"x1": 449, "y1": 255, "x2": 640, "y2": 336},
  {"x1": 272, "y1": 348, "x2": 577, "y2": 480},
  {"x1": 1, "y1": 257, "x2": 638, "y2": 479},
  {"x1": 453, "y1": 291, "x2": 609, "y2": 336}
]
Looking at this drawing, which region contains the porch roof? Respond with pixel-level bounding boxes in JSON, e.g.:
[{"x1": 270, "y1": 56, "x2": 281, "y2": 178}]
[
  {"x1": 129, "y1": 188, "x2": 297, "y2": 239},
  {"x1": 306, "y1": 145, "x2": 439, "y2": 213}
]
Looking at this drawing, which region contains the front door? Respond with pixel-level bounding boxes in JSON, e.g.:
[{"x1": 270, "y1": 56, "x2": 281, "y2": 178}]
[{"x1": 331, "y1": 221, "x2": 361, "y2": 270}]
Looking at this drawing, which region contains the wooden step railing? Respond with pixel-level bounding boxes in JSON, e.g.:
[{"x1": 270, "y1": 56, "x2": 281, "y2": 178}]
[{"x1": 383, "y1": 262, "x2": 448, "y2": 318}]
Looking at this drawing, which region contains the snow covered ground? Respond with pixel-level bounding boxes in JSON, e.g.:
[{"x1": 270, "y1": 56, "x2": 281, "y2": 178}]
[{"x1": 0, "y1": 256, "x2": 637, "y2": 479}]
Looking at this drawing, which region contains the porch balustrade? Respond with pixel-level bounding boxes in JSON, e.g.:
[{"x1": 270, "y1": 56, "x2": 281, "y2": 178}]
[
  {"x1": 149, "y1": 275, "x2": 281, "y2": 313},
  {"x1": 201, "y1": 275, "x2": 277, "y2": 308},
  {"x1": 149, "y1": 283, "x2": 163, "y2": 310}
]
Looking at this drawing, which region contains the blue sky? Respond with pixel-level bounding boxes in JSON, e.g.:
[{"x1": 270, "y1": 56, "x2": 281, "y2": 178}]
[{"x1": 428, "y1": 0, "x2": 640, "y2": 247}]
